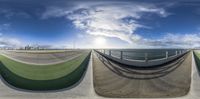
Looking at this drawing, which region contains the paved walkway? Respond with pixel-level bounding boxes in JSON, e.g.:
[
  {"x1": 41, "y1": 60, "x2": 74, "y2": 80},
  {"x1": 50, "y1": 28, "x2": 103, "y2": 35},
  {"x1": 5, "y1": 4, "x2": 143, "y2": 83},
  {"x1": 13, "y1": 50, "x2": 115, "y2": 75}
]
[
  {"x1": 185, "y1": 51, "x2": 200, "y2": 98},
  {"x1": 0, "y1": 51, "x2": 199, "y2": 99},
  {"x1": 93, "y1": 51, "x2": 191, "y2": 98}
]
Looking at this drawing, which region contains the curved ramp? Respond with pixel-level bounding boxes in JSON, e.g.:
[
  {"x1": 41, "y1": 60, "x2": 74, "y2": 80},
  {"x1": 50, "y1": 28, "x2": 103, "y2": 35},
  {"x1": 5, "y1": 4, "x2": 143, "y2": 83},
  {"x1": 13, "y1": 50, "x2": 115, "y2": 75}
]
[
  {"x1": 0, "y1": 50, "x2": 91, "y2": 90},
  {"x1": 0, "y1": 51, "x2": 199, "y2": 99},
  {"x1": 93, "y1": 51, "x2": 191, "y2": 98},
  {"x1": 0, "y1": 54, "x2": 95, "y2": 99}
]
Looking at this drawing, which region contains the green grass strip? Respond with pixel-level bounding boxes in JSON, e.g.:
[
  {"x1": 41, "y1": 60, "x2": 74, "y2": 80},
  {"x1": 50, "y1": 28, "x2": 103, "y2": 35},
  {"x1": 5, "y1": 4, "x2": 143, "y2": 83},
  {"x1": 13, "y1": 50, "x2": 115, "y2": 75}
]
[
  {"x1": 193, "y1": 51, "x2": 200, "y2": 72},
  {"x1": 0, "y1": 52, "x2": 91, "y2": 90},
  {"x1": 0, "y1": 53, "x2": 88, "y2": 80}
]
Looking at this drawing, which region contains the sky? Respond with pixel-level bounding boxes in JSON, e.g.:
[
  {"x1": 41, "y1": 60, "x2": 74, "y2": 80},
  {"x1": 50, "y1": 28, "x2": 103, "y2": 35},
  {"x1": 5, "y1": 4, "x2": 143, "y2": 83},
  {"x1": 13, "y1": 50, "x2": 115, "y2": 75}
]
[{"x1": 0, "y1": 0, "x2": 200, "y2": 49}]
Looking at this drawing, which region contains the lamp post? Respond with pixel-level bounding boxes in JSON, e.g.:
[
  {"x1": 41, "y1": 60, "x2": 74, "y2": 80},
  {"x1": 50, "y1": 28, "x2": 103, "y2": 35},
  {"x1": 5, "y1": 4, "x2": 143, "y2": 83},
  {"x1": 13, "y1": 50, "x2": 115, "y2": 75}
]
[
  {"x1": 166, "y1": 51, "x2": 168, "y2": 59},
  {"x1": 145, "y1": 53, "x2": 148, "y2": 62},
  {"x1": 120, "y1": 51, "x2": 123, "y2": 60}
]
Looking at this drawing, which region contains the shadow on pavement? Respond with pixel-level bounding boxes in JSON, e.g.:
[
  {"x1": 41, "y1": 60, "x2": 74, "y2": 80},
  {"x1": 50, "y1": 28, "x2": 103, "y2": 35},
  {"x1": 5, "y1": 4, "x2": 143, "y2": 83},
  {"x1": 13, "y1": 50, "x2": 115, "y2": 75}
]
[{"x1": 96, "y1": 52, "x2": 188, "y2": 80}]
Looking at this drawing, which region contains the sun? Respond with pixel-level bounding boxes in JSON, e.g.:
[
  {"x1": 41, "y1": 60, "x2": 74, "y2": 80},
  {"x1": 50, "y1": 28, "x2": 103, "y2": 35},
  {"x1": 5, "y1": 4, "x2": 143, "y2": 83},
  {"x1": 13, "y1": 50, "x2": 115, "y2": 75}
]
[{"x1": 94, "y1": 37, "x2": 106, "y2": 47}]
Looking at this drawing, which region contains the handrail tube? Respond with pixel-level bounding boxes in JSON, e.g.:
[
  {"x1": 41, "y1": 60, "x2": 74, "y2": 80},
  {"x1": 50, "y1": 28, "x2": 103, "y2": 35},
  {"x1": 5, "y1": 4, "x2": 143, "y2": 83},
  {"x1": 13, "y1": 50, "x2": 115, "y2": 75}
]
[{"x1": 95, "y1": 49, "x2": 189, "y2": 67}]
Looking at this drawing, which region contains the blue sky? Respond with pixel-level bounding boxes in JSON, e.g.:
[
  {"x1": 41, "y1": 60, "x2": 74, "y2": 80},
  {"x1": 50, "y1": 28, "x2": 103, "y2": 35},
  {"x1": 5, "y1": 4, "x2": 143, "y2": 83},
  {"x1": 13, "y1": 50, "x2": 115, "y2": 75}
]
[{"x1": 0, "y1": 0, "x2": 200, "y2": 48}]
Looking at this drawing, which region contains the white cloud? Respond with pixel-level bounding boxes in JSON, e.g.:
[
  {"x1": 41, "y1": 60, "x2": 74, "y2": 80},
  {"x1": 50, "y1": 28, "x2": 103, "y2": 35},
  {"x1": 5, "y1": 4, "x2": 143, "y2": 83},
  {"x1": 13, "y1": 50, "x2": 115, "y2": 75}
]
[
  {"x1": 137, "y1": 33, "x2": 200, "y2": 48},
  {"x1": 0, "y1": 23, "x2": 23, "y2": 48},
  {"x1": 0, "y1": 37, "x2": 21, "y2": 48},
  {"x1": 0, "y1": 23, "x2": 11, "y2": 31},
  {"x1": 0, "y1": 8, "x2": 31, "y2": 19},
  {"x1": 42, "y1": 1, "x2": 200, "y2": 48},
  {"x1": 0, "y1": 32, "x2": 21, "y2": 48},
  {"x1": 42, "y1": 2, "x2": 169, "y2": 44}
]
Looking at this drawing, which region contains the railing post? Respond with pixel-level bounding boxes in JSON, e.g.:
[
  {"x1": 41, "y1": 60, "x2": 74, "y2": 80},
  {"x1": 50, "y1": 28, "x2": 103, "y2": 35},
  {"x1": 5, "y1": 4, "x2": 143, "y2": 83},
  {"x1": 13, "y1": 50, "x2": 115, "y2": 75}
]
[
  {"x1": 145, "y1": 53, "x2": 148, "y2": 62},
  {"x1": 176, "y1": 51, "x2": 177, "y2": 56},
  {"x1": 109, "y1": 50, "x2": 111, "y2": 56},
  {"x1": 103, "y1": 49, "x2": 105, "y2": 54},
  {"x1": 120, "y1": 51, "x2": 123, "y2": 60},
  {"x1": 166, "y1": 51, "x2": 168, "y2": 59}
]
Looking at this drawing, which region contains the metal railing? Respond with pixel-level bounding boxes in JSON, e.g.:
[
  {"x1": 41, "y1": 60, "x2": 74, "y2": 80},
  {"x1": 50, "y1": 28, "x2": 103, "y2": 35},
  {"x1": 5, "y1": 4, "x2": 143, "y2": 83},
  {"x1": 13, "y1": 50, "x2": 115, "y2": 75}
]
[{"x1": 95, "y1": 49, "x2": 189, "y2": 67}]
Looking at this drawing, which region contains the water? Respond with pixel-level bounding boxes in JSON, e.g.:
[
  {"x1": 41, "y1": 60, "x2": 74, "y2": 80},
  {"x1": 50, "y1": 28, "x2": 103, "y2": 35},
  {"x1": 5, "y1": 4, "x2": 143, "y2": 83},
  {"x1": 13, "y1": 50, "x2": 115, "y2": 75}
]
[{"x1": 102, "y1": 49, "x2": 187, "y2": 60}]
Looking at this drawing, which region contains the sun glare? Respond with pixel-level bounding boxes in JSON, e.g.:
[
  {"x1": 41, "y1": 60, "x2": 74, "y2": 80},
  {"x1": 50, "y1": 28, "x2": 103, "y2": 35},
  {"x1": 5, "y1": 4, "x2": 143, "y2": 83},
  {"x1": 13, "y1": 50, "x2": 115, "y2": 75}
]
[{"x1": 94, "y1": 37, "x2": 106, "y2": 48}]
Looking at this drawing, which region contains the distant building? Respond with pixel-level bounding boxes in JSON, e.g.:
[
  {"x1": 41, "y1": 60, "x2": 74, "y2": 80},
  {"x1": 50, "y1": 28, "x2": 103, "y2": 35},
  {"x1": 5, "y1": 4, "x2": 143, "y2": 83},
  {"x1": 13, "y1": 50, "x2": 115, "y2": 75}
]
[
  {"x1": 25, "y1": 45, "x2": 31, "y2": 50},
  {"x1": 24, "y1": 44, "x2": 50, "y2": 50}
]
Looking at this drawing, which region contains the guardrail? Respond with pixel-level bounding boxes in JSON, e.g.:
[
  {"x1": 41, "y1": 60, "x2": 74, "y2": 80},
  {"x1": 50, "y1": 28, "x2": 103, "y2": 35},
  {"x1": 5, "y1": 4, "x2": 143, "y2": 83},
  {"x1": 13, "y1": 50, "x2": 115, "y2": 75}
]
[{"x1": 95, "y1": 49, "x2": 189, "y2": 67}]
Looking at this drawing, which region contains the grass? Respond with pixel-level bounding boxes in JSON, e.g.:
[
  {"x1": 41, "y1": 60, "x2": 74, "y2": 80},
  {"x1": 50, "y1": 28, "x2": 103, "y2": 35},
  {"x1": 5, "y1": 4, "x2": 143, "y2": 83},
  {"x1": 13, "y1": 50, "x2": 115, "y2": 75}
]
[
  {"x1": 0, "y1": 51, "x2": 91, "y2": 90},
  {"x1": 193, "y1": 51, "x2": 200, "y2": 72},
  {"x1": 0, "y1": 53, "x2": 88, "y2": 80}
]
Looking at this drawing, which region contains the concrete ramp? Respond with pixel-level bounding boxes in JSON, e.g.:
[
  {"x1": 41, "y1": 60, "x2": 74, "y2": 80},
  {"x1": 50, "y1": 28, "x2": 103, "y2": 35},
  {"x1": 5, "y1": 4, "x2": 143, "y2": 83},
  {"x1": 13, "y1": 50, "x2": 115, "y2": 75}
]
[{"x1": 93, "y1": 51, "x2": 192, "y2": 98}]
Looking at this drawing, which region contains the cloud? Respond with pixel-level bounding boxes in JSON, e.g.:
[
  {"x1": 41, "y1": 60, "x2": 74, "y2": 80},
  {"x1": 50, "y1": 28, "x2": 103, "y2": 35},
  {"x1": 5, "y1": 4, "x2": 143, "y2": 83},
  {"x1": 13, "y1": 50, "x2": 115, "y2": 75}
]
[
  {"x1": 42, "y1": 1, "x2": 200, "y2": 48},
  {"x1": 0, "y1": 23, "x2": 23, "y2": 48},
  {"x1": 0, "y1": 36, "x2": 21, "y2": 48},
  {"x1": 136, "y1": 33, "x2": 200, "y2": 48},
  {"x1": 0, "y1": 23, "x2": 21, "y2": 48},
  {"x1": 0, "y1": 8, "x2": 31, "y2": 19},
  {"x1": 42, "y1": 1, "x2": 169, "y2": 44}
]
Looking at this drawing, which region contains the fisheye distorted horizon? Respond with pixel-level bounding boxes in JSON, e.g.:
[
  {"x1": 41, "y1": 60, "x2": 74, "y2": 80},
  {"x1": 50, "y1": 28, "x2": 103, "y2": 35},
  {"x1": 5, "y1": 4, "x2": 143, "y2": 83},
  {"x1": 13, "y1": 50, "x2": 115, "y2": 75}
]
[{"x1": 0, "y1": 0, "x2": 200, "y2": 49}]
